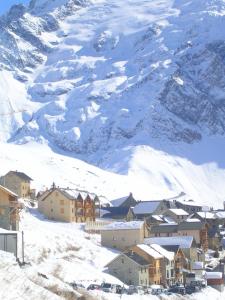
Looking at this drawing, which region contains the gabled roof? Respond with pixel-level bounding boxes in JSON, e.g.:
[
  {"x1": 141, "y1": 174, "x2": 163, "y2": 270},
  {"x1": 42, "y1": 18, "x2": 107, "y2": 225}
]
[
  {"x1": 102, "y1": 221, "x2": 144, "y2": 231},
  {"x1": 101, "y1": 207, "x2": 131, "y2": 219},
  {"x1": 6, "y1": 171, "x2": 32, "y2": 181},
  {"x1": 125, "y1": 251, "x2": 150, "y2": 266},
  {"x1": 40, "y1": 187, "x2": 96, "y2": 202},
  {"x1": 0, "y1": 185, "x2": 17, "y2": 197},
  {"x1": 136, "y1": 244, "x2": 163, "y2": 259},
  {"x1": 110, "y1": 196, "x2": 129, "y2": 207},
  {"x1": 168, "y1": 209, "x2": 189, "y2": 216},
  {"x1": 144, "y1": 236, "x2": 194, "y2": 249},
  {"x1": 105, "y1": 252, "x2": 150, "y2": 268},
  {"x1": 149, "y1": 244, "x2": 174, "y2": 261},
  {"x1": 133, "y1": 201, "x2": 161, "y2": 215},
  {"x1": 195, "y1": 212, "x2": 215, "y2": 220},
  {"x1": 214, "y1": 211, "x2": 225, "y2": 219}
]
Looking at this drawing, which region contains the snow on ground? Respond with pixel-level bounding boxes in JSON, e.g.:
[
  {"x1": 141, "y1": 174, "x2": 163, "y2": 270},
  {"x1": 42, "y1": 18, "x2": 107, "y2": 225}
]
[{"x1": 0, "y1": 203, "x2": 225, "y2": 299}]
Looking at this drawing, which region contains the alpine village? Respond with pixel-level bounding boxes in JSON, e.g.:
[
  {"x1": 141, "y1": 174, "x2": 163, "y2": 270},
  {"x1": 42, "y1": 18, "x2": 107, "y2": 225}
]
[{"x1": 1, "y1": 170, "x2": 225, "y2": 296}]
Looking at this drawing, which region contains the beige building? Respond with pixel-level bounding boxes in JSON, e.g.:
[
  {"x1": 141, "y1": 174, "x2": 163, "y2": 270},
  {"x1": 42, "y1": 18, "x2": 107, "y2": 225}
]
[
  {"x1": 38, "y1": 186, "x2": 96, "y2": 223},
  {"x1": 106, "y1": 251, "x2": 150, "y2": 286},
  {"x1": 0, "y1": 185, "x2": 21, "y2": 230},
  {"x1": 101, "y1": 221, "x2": 146, "y2": 251},
  {"x1": 0, "y1": 171, "x2": 33, "y2": 198}
]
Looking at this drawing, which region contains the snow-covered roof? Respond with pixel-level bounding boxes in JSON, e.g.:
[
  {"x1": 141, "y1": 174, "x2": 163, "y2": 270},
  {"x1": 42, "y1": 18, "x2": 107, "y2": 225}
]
[
  {"x1": 151, "y1": 215, "x2": 164, "y2": 221},
  {"x1": 192, "y1": 261, "x2": 204, "y2": 270},
  {"x1": 136, "y1": 244, "x2": 163, "y2": 259},
  {"x1": 152, "y1": 215, "x2": 163, "y2": 222},
  {"x1": 163, "y1": 216, "x2": 177, "y2": 224},
  {"x1": 144, "y1": 236, "x2": 193, "y2": 249},
  {"x1": 206, "y1": 272, "x2": 222, "y2": 279},
  {"x1": 102, "y1": 221, "x2": 144, "y2": 231},
  {"x1": 186, "y1": 218, "x2": 201, "y2": 223},
  {"x1": 168, "y1": 209, "x2": 189, "y2": 216},
  {"x1": 196, "y1": 212, "x2": 215, "y2": 219},
  {"x1": 110, "y1": 196, "x2": 128, "y2": 207},
  {"x1": 215, "y1": 211, "x2": 225, "y2": 219},
  {"x1": 0, "y1": 185, "x2": 17, "y2": 197},
  {"x1": 133, "y1": 201, "x2": 160, "y2": 215},
  {"x1": 150, "y1": 244, "x2": 174, "y2": 261}
]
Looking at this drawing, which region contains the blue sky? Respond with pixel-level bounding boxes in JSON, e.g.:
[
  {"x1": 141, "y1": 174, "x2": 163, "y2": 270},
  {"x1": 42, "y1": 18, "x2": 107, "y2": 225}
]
[{"x1": 0, "y1": 0, "x2": 30, "y2": 15}]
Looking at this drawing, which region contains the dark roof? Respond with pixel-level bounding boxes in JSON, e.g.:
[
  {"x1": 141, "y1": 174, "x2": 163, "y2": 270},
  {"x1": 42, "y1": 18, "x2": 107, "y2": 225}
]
[
  {"x1": 178, "y1": 221, "x2": 204, "y2": 231},
  {"x1": 7, "y1": 171, "x2": 32, "y2": 181},
  {"x1": 101, "y1": 207, "x2": 131, "y2": 219},
  {"x1": 150, "y1": 224, "x2": 178, "y2": 234},
  {"x1": 161, "y1": 245, "x2": 180, "y2": 253},
  {"x1": 150, "y1": 221, "x2": 204, "y2": 234},
  {"x1": 125, "y1": 251, "x2": 150, "y2": 266}
]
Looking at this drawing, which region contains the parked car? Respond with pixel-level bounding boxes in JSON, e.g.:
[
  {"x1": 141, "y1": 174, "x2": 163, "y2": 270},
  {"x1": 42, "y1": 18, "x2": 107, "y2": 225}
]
[
  {"x1": 87, "y1": 284, "x2": 101, "y2": 291},
  {"x1": 185, "y1": 286, "x2": 196, "y2": 294},
  {"x1": 127, "y1": 285, "x2": 138, "y2": 295},
  {"x1": 101, "y1": 282, "x2": 116, "y2": 293},
  {"x1": 151, "y1": 285, "x2": 164, "y2": 295},
  {"x1": 168, "y1": 286, "x2": 186, "y2": 295}
]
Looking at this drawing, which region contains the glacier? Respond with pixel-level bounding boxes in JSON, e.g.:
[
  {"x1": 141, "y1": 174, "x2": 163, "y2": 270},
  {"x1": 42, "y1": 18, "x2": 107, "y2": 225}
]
[{"x1": 0, "y1": 0, "x2": 225, "y2": 206}]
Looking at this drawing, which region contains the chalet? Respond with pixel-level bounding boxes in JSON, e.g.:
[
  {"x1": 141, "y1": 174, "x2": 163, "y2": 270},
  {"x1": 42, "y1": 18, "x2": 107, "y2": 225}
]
[
  {"x1": 105, "y1": 250, "x2": 151, "y2": 286},
  {"x1": 164, "y1": 209, "x2": 189, "y2": 223},
  {"x1": 144, "y1": 236, "x2": 198, "y2": 268},
  {"x1": 110, "y1": 193, "x2": 138, "y2": 207},
  {"x1": 131, "y1": 244, "x2": 163, "y2": 285},
  {"x1": 0, "y1": 185, "x2": 21, "y2": 230},
  {"x1": 38, "y1": 186, "x2": 96, "y2": 223},
  {"x1": 162, "y1": 245, "x2": 186, "y2": 283},
  {"x1": 149, "y1": 243, "x2": 175, "y2": 286},
  {"x1": 101, "y1": 221, "x2": 146, "y2": 251},
  {"x1": 133, "y1": 200, "x2": 169, "y2": 220},
  {"x1": 0, "y1": 171, "x2": 33, "y2": 199}
]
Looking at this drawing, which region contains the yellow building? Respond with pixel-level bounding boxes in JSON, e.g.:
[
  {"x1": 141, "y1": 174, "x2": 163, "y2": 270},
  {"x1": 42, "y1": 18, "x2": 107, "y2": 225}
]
[
  {"x1": 38, "y1": 186, "x2": 96, "y2": 223},
  {"x1": 0, "y1": 171, "x2": 33, "y2": 198},
  {"x1": 0, "y1": 185, "x2": 21, "y2": 230}
]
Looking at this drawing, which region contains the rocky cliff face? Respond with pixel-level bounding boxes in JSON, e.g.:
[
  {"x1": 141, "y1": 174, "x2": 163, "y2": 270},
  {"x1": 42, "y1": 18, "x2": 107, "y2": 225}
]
[{"x1": 1, "y1": 0, "x2": 225, "y2": 163}]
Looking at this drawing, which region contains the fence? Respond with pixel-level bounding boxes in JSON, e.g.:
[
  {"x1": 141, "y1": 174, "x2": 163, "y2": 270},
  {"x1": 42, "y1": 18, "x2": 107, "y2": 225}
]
[{"x1": 85, "y1": 220, "x2": 113, "y2": 233}]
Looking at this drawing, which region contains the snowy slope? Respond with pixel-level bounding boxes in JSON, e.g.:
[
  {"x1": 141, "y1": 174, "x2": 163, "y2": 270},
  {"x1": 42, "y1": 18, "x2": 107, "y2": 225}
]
[
  {"x1": 1, "y1": 203, "x2": 225, "y2": 300},
  {"x1": 0, "y1": 0, "x2": 225, "y2": 207}
]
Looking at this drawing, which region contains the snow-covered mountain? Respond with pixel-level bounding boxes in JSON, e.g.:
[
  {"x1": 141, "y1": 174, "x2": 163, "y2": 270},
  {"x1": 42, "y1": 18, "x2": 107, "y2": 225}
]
[{"x1": 1, "y1": 0, "x2": 225, "y2": 206}]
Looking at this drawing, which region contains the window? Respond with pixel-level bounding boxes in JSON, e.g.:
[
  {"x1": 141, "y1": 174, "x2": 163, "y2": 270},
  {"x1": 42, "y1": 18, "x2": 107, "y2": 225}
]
[
  {"x1": 140, "y1": 280, "x2": 143, "y2": 284},
  {"x1": 60, "y1": 208, "x2": 64, "y2": 214},
  {"x1": 51, "y1": 209, "x2": 53, "y2": 212},
  {"x1": 121, "y1": 258, "x2": 124, "y2": 264},
  {"x1": 122, "y1": 237, "x2": 125, "y2": 241},
  {"x1": 60, "y1": 200, "x2": 64, "y2": 205},
  {"x1": 129, "y1": 268, "x2": 132, "y2": 274},
  {"x1": 113, "y1": 236, "x2": 116, "y2": 241},
  {"x1": 72, "y1": 208, "x2": 74, "y2": 213}
]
